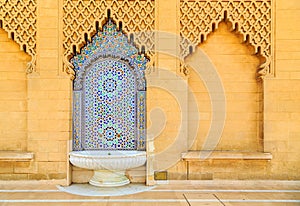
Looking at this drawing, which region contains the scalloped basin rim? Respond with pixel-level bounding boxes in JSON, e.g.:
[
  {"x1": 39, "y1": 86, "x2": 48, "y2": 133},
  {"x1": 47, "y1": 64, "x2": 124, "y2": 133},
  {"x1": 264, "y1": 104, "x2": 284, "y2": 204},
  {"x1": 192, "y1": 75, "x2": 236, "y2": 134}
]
[
  {"x1": 69, "y1": 150, "x2": 146, "y2": 187},
  {"x1": 69, "y1": 150, "x2": 147, "y2": 171},
  {"x1": 69, "y1": 150, "x2": 146, "y2": 159}
]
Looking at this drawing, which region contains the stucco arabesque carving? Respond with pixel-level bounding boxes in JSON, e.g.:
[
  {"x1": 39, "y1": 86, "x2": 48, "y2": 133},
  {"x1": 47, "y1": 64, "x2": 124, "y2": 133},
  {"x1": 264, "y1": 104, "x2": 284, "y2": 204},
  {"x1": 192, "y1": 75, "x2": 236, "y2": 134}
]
[
  {"x1": 63, "y1": 0, "x2": 155, "y2": 80},
  {"x1": 0, "y1": 0, "x2": 37, "y2": 74},
  {"x1": 0, "y1": 0, "x2": 272, "y2": 79},
  {"x1": 180, "y1": 0, "x2": 272, "y2": 79}
]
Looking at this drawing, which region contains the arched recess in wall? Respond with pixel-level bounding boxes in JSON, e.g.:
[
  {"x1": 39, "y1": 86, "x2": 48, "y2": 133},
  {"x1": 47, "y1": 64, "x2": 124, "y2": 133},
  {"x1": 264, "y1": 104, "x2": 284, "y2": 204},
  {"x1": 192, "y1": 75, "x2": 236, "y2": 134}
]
[
  {"x1": 0, "y1": 0, "x2": 37, "y2": 73},
  {"x1": 180, "y1": 0, "x2": 273, "y2": 152},
  {"x1": 0, "y1": 28, "x2": 31, "y2": 151},
  {"x1": 180, "y1": 0, "x2": 273, "y2": 78},
  {"x1": 62, "y1": 0, "x2": 155, "y2": 80},
  {"x1": 186, "y1": 21, "x2": 264, "y2": 152}
]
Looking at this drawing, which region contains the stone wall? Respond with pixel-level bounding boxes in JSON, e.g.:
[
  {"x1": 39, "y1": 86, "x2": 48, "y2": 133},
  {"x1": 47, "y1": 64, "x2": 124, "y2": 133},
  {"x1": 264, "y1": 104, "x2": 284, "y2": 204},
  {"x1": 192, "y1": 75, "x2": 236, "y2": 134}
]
[
  {"x1": 0, "y1": 29, "x2": 31, "y2": 180},
  {"x1": 0, "y1": 29, "x2": 29, "y2": 151},
  {"x1": 168, "y1": 0, "x2": 300, "y2": 180},
  {"x1": 0, "y1": 0, "x2": 299, "y2": 183},
  {"x1": 189, "y1": 22, "x2": 263, "y2": 152}
]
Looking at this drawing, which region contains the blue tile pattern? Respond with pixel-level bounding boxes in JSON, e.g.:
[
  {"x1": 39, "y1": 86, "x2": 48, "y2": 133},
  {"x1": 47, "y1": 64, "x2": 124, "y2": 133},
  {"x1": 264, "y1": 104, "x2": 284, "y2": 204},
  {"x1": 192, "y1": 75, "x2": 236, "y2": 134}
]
[
  {"x1": 83, "y1": 59, "x2": 136, "y2": 150},
  {"x1": 72, "y1": 20, "x2": 147, "y2": 91},
  {"x1": 71, "y1": 20, "x2": 147, "y2": 151},
  {"x1": 137, "y1": 91, "x2": 146, "y2": 150},
  {"x1": 73, "y1": 91, "x2": 82, "y2": 151}
]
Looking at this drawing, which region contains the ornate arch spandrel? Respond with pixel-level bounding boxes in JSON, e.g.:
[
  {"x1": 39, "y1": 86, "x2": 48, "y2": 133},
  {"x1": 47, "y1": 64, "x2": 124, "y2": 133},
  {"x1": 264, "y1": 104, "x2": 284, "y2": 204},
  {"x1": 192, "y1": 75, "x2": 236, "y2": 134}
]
[
  {"x1": 0, "y1": 0, "x2": 37, "y2": 74},
  {"x1": 180, "y1": 0, "x2": 273, "y2": 79},
  {"x1": 63, "y1": 0, "x2": 155, "y2": 80}
]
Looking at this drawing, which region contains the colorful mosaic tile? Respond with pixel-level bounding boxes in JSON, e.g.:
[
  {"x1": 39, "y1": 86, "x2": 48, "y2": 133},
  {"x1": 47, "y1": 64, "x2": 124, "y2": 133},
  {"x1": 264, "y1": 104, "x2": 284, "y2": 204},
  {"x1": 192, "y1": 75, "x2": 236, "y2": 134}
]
[
  {"x1": 73, "y1": 92, "x2": 82, "y2": 151},
  {"x1": 137, "y1": 91, "x2": 146, "y2": 150},
  {"x1": 71, "y1": 19, "x2": 147, "y2": 91},
  {"x1": 71, "y1": 19, "x2": 147, "y2": 151},
  {"x1": 83, "y1": 59, "x2": 136, "y2": 150}
]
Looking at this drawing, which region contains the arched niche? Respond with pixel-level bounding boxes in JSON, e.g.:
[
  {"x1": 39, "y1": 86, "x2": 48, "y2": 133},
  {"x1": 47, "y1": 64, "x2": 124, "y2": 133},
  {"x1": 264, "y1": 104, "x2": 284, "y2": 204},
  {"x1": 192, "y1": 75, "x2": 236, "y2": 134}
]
[{"x1": 71, "y1": 19, "x2": 148, "y2": 151}]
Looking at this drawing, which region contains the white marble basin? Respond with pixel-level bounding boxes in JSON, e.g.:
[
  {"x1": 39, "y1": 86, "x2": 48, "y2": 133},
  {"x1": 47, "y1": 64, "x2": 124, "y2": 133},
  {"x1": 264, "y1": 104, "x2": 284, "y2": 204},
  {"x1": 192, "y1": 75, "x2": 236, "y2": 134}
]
[{"x1": 69, "y1": 150, "x2": 146, "y2": 187}]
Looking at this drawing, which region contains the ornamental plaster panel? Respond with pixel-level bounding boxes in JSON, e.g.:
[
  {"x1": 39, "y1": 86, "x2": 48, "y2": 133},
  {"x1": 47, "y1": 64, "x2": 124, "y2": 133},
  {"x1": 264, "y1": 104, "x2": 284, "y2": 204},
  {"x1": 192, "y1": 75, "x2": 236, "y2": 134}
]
[
  {"x1": 0, "y1": 0, "x2": 37, "y2": 73},
  {"x1": 180, "y1": 0, "x2": 273, "y2": 78}
]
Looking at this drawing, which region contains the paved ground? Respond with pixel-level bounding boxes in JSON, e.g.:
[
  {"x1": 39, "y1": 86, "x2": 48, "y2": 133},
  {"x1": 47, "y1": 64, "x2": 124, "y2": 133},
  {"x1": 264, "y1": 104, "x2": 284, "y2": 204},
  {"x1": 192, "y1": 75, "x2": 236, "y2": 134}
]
[{"x1": 0, "y1": 180, "x2": 299, "y2": 205}]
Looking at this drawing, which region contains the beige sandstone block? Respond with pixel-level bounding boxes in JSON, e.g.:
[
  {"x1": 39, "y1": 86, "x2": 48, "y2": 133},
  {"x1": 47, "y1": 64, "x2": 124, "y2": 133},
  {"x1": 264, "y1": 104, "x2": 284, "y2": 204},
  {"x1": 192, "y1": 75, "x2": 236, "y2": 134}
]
[
  {"x1": 13, "y1": 162, "x2": 38, "y2": 174},
  {"x1": 41, "y1": 141, "x2": 60, "y2": 153},
  {"x1": 5, "y1": 63, "x2": 27, "y2": 74},
  {"x1": 277, "y1": 0, "x2": 300, "y2": 9},
  {"x1": 264, "y1": 141, "x2": 286, "y2": 153},
  {"x1": 0, "y1": 80, "x2": 26, "y2": 91},
  {"x1": 28, "y1": 173, "x2": 47, "y2": 180},
  {"x1": 37, "y1": 119, "x2": 69, "y2": 132},
  {"x1": 72, "y1": 170, "x2": 93, "y2": 183},
  {"x1": 0, "y1": 92, "x2": 27, "y2": 101},
  {"x1": 48, "y1": 173, "x2": 66, "y2": 179},
  {"x1": 0, "y1": 50, "x2": 29, "y2": 61},
  {"x1": 39, "y1": 8, "x2": 58, "y2": 17},
  {"x1": 277, "y1": 60, "x2": 300, "y2": 72},
  {"x1": 0, "y1": 72, "x2": 21, "y2": 80},
  {"x1": 277, "y1": 52, "x2": 300, "y2": 60},
  {"x1": 276, "y1": 40, "x2": 300, "y2": 52},
  {"x1": 47, "y1": 91, "x2": 71, "y2": 99},
  {"x1": 0, "y1": 174, "x2": 28, "y2": 180},
  {"x1": 0, "y1": 32, "x2": 8, "y2": 41},
  {"x1": 34, "y1": 152, "x2": 48, "y2": 161},
  {"x1": 48, "y1": 132, "x2": 70, "y2": 141},
  {"x1": 39, "y1": 17, "x2": 58, "y2": 29},
  {"x1": 28, "y1": 132, "x2": 48, "y2": 140},
  {"x1": 58, "y1": 141, "x2": 68, "y2": 153},
  {"x1": 276, "y1": 29, "x2": 300, "y2": 40},
  {"x1": 39, "y1": 38, "x2": 59, "y2": 50},
  {"x1": 168, "y1": 172, "x2": 187, "y2": 180},
  {"x1": 48, "y1": 153, "x2": 67, "y2": 162},
  {"x1": 27, "y1": 120, "x2": 40, "y2": 132},
  {"x1": 39, "y1": 70, "x2": 60, "y2": 77},
  {"x1": 39, "y1": 0, "x2": 58, "y2": 9},
  {"x1": 38, "y1": 162, "x2": 59, "y2": 174},
  {"x1": 0, "y1": 162, "x2": 14, "y2": 174},
  {"x1": 0, "y1": 42, "x2": 22, "y2": 52},
  {"x1": 39, "y1": 50, "x2": 58, "y2": 58},
  {"x1": 38, "y1": 58, "x2": 59, "y2": 71},
  {"x1": 39, "y1": 28, "x2": 60, "y2": 38},
  {"x1": 0, "y1": 100, "x2": 26, "y2": 112},
  {"x1": 58, "y1": 162, "x2": 67, "y2": 173},
  {"x1": 276, "y1": 10, "x2": 300, "y2": 29}
]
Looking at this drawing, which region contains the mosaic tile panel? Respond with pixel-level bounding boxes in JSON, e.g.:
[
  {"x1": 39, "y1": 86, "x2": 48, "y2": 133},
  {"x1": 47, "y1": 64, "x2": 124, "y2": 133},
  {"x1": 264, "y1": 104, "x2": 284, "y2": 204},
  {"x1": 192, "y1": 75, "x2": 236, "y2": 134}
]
[
  {"x1": 73, "y1": 91, "x2": 82, "y2": 150},
  {"x1": 83, "y1": 59, "x2": 137, "y2": 150},
  {"x1": 71, "y1": 20, "x2": 147, "y2": 151},
  {"x1": 71, "y1": 20, "x2": 147, "y2": 91},
  {"x1": 137, "y1": 91, "x2": 146, "y2": 150}
]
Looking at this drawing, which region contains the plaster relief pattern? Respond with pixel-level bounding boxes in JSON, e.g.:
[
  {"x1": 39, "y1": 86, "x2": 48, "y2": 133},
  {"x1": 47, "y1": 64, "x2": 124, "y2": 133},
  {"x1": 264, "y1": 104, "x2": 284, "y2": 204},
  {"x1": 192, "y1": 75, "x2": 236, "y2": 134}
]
[
  {"x1": 180, "y1": 0, "x2": 272, "y2": 78},
  {"x1": 63, "y1": 0, "x2": 155, "y2": 79},
  {"x1": 0, "y1": 0, "x2": 37, "y2": 73}
]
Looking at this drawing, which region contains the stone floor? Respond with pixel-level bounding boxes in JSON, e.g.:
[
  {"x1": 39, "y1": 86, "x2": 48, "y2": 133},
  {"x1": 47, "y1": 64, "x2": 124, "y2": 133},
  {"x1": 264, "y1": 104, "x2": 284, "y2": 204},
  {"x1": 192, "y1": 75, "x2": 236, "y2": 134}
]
[{"x1": 0, "y1": 180, "x2": 299, "y2": 206}]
